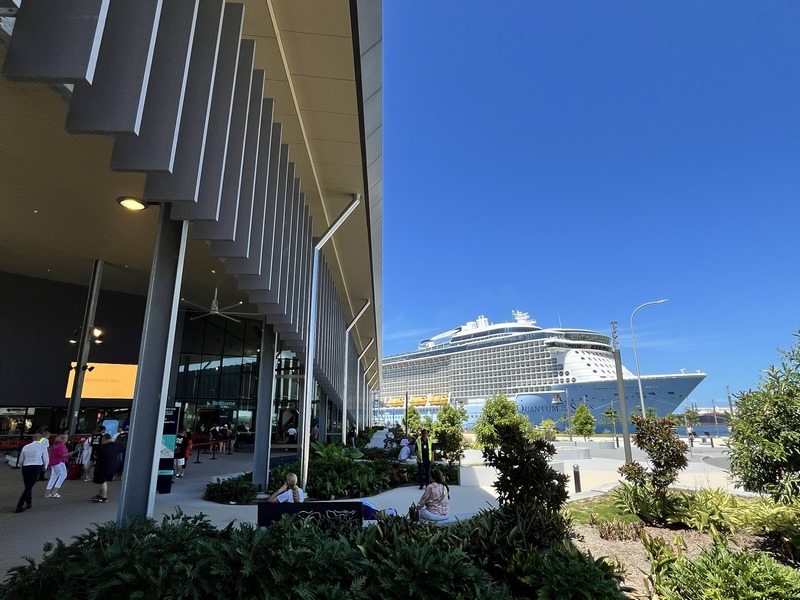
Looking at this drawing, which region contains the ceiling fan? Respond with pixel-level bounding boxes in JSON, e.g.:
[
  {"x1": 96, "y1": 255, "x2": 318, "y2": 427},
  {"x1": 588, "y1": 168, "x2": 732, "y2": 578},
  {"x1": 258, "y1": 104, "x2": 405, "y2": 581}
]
[{"x1": 181, "y1": 287, "x2": 259, "y2": 322}]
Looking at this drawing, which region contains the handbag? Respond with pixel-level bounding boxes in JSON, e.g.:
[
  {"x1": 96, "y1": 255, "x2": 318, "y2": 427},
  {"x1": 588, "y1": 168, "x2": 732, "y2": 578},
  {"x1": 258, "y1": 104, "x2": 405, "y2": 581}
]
[{"x1": 408, "y1": 503, "x2": 419, "y2": 522}]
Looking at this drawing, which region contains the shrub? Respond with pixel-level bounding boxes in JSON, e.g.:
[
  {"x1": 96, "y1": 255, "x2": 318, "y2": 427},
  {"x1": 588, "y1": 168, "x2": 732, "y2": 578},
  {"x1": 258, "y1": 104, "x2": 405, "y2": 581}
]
[
  {"x1": 618, "y1": 414, "x2": 688, "y2": 524},
  {"x1": 671, "y1": 488, "x2": 739, "y2": 533},
  {"x1": 474, "y1": 393, "x2": 534, "y2": 448},
  {"x1": 484, "y1": 422, "x2": 568, "y2": 511},
  {"x1": 572, "y1": 402, "x2": 596, "y2": 440},
  {"x1": 203, "y1": 473, "x2": 258, "y2": 504},
  {"x1": 732, "y1": 497, "x2": 800, "y2": 564},
  {"x1": 506, "y1": 541, "x2": 629, "y2": 599},
  {"x1": 646, "y1": 533, "x2": 800, "y2": 599},
  {"x1": 311, "y1": 441, "x2": 363, "y2": 460},
  {"x1": 0, "y1": 512, "x2": 511, "y2": 600},
  {"x1": 446, "y1": 504, "x2": 571, "y2": 584},
  {"x1": 729, "y1": 332, "x2": 800, "y2": 503},
  {"x1": 611, "y1": 481, "x2": 684, "y2": 526},
  {"x1": 431, "y1": 402, "x2": 467, "y2": 465},
  {"x1": 589, "y1": 514, "x2": 645, "y2": 541}
]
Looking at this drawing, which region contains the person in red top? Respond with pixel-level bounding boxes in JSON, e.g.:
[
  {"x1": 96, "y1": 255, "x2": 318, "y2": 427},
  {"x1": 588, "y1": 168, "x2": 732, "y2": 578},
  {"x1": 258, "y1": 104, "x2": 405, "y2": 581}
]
[{"x1": 45, "y1": 434, "x2": 70, "y2": 498}]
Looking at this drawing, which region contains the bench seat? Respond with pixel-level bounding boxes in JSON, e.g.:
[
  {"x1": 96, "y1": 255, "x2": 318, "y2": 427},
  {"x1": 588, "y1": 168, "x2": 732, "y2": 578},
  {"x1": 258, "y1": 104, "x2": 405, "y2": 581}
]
[{"x1": 257, "y1": 500, "x2": 364, "y2": 528}]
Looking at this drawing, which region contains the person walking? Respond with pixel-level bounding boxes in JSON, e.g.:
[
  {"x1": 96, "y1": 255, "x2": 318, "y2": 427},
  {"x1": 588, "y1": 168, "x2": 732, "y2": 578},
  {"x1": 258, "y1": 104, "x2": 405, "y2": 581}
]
[
  {"x1": 15, "y1": 435, "x2": 49, "y2": 513},
  {"x1": 91, "y1": 433, "x2": 119, "y2": 503},
  {"x1": 80, "y1": 435, "x2": 92, "y2": 480},
  {"x1": 286, "y1": 425, "x2": 298, "y2": 444},
  {"x1": 45, "y1": 433, "x2": 69, "y2": 498},
  {"x1": 173, "y1": 431, "x2": 188, "y2": 479},
  {"x1": 415, "y1": 429, "x2": 433, "y2": 489},
  {"x1": 85, "y1": 426, "x2": 104, "y2": 481}
]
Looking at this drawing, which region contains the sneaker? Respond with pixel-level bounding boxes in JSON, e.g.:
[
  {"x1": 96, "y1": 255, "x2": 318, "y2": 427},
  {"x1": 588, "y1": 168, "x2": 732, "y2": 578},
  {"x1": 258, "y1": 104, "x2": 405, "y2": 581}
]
[
  {"x1": 14, "y1": 507, "x2": 25, "y2": 513},
  {"x1": 51, "y1": 493, "x2": 61, "y2": 498},
  {"x1": 44, "y1": 492, "x2": 52, "y2": 498},
  {"x1": 91, "y1": 494, "x2": 102, "y2": 500},
  {"x1": 94, "y1": 497, "x2": 108, "y2": 503}
]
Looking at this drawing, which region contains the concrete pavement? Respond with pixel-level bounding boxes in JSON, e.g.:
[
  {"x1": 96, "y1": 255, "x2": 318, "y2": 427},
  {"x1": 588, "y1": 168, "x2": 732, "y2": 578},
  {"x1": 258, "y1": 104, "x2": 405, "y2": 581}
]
[{"x1": 1, "y1": 433, "x2": 738, "y2": 581}]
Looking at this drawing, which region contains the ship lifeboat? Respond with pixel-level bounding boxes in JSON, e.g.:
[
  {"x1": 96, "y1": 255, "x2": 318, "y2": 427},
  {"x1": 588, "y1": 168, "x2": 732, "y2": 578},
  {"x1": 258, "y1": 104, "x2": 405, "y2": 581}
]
[
  {"x1": 386, "y1": 398, "x2": 404, "y2": 407},
  {"x1": 429, "y1": 395, "x2": 448, "y2": 406},
  {"x1": 410, "y1": 396, "x2": 428, "y2": 407}
]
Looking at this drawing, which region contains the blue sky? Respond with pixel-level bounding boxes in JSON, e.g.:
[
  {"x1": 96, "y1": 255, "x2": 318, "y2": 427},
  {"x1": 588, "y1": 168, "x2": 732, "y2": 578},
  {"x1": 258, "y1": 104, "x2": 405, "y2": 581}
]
[{"x1": 381, "y1": 2, "x2": 800, "y2": 411}]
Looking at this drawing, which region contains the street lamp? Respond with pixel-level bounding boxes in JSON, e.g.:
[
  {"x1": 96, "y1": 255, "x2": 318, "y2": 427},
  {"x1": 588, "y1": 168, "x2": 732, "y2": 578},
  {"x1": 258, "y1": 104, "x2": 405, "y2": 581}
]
[{"x1": 630, "y1": 299, "x2": 669, "y2": 416}]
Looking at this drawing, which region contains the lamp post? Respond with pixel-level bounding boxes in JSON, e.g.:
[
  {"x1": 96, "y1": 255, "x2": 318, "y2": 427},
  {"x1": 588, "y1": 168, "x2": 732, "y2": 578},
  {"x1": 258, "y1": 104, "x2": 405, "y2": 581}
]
[{"x1": 630, "y1": 299, "x2": 669, "y2": 416}]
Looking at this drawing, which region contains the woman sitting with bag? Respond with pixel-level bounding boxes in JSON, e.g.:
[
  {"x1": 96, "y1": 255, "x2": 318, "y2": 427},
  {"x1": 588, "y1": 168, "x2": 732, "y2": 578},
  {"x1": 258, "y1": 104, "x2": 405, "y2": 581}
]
[{"x1": 416, "y1": 468, "x2": 449, "y2": 521}]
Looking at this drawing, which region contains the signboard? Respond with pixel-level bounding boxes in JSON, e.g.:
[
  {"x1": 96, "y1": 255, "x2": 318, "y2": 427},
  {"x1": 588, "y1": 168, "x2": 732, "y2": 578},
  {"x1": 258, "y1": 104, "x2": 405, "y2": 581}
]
[
  {"x1": 156, "y1": 407, "x2": 178, "y2": 494},
  {"x1": 65, "y1": 363, "x2": 138, "y2": 399}
]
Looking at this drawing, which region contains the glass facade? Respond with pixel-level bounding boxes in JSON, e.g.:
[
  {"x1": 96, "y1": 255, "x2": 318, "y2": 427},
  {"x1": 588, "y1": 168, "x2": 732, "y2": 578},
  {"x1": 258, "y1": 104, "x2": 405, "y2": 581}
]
[
  {"x1": 175, "y1": 315, "x2": 261, "y2": 436},
  {"x1": 174, "y1": 315, "x2": 320, "y2": 447}
]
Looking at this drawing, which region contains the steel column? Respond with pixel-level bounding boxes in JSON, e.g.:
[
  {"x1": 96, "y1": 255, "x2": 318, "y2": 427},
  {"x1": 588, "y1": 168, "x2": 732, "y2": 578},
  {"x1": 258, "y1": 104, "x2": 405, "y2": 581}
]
[
  {"x1": 66, "y1": 259, "x2": 104, "y2": 437},
  {"x1": 116, "y1": 206, "x2": 188, "y2": 526},
  {"x1": 299, "y1": 195, "x2": 361, "y2": 488},
  {"x1": 252, "y1": 325, "x2": 276, "y2": 491},
  {"x1": 342, "y1": 300, "x2": 370, "y2": 443}
]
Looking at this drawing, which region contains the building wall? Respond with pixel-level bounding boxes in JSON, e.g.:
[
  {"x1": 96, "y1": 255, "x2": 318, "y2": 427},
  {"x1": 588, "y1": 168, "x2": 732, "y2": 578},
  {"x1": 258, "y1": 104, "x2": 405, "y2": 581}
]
[{"x1": 0, "y1": 271, "x2": 145, "y2": 408}]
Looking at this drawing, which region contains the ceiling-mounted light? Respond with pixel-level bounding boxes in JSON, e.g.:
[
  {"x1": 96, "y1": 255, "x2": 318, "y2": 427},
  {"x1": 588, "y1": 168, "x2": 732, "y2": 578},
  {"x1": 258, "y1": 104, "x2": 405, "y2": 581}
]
[{"x1": 116, "y1": 196, "x2": 148, "y2": 211}]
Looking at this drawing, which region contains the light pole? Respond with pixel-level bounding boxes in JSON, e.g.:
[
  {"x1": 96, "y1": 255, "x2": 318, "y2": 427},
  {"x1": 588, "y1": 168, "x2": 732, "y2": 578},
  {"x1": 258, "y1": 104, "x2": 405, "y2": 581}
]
[{"x1": 630, "y1": 299, "x2": 669, "y2": 416}]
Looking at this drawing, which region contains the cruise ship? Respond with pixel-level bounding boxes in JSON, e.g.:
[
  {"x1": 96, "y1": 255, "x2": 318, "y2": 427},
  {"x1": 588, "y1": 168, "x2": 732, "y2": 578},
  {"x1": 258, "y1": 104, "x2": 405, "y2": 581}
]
[{"x1": 379, "y1": 311, "x2": 705, "y2": 430}]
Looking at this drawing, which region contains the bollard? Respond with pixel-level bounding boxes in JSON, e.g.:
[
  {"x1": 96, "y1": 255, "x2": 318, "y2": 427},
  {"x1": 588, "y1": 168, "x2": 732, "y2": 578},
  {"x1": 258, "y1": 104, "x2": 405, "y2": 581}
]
[
  {"x1": 573, "y1": 464, "x2": 581, "y2": 494},
  {"x1": 194, "y1": 444, "x2": 202, "y2": 464},
  {"x1": 709, "y1": 435, "x2": 714, "y2": 448}
]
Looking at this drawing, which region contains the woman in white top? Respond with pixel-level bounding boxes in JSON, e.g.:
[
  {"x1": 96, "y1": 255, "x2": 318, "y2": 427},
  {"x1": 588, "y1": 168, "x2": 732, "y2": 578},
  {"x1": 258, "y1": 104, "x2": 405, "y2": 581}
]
[
  {"x1": 267, "y1": 472, "x2": 305, "y2": 503},
  {"x1": 81, "y1": 436, "x2": 92, "y2": 480}
]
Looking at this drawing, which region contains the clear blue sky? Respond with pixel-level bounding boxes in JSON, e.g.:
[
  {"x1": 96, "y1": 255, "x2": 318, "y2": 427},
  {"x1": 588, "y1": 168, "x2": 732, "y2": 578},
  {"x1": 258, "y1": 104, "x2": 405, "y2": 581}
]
[{"x1": 381, "y1": 1, "x2": 800, "y2": 412}]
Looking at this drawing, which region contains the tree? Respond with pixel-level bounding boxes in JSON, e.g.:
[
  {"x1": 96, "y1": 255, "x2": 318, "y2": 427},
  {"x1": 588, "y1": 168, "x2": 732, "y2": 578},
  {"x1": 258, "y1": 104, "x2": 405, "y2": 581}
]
[
  {"x1": 483, "y1": 421, "x2": 568, "y2": 511},
  {"x1": 618, "y1": 414, "x2": 688, "y2": 523},
  {"x1": 630, "y1": 404, "x2": 657, "y2": 420},
  {"x1": 601, "y1": 407, "x2": 619, "y2": 437},
  {"x1": 474, "y1": 393, "x2": 533, "y2": 448},
  {"x1": 572, "y1": 402, "x2": 595, "y2": 440},
  {"x1": 683, "y1": 406, "x2": 701, "y2": 428},
  {"x1": 729, "y1": 333, "x2": 800, "y2": 502},
  {"x1": 432, "y1": 402, "x2": 468, "y2": 466},
  {"x1": 540, "y1": 419, "x2": 557, "y2": 441},
  {"x1": 403, "y1": 404, "x2": 422, "y2": 436}
]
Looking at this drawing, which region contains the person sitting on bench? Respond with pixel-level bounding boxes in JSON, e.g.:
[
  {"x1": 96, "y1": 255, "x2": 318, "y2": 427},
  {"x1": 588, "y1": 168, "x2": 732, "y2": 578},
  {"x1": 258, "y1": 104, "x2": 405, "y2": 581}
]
[{"x1": 267, "y1": 472, "x2": 305, "y2": 503}]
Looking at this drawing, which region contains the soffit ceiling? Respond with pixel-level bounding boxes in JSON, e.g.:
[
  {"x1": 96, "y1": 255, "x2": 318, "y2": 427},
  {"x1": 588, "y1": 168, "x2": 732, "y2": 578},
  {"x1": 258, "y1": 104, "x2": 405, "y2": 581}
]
[{"x1": 0, "y1": 0, "x2": 381, "y2": 374}]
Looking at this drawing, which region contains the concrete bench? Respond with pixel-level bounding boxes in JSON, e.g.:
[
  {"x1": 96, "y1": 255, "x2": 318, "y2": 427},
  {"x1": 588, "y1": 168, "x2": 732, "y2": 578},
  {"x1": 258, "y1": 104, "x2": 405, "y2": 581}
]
[{"x1": 257, "y1": 500, "x2": 364, "y2": 528}]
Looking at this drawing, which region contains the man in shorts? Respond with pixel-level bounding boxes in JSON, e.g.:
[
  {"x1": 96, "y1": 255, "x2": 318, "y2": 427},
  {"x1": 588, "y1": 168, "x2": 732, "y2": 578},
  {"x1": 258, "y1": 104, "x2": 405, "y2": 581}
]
[{"x1": 173, "y1": 431, "x2": 188, "y2": 479}]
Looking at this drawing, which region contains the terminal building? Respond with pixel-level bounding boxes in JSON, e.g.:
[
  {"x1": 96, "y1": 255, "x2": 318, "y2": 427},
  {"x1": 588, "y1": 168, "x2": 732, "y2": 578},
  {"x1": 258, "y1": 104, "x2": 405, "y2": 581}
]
[{"x1": 0, "y1": 0, "x2": 382, "y2": 512}]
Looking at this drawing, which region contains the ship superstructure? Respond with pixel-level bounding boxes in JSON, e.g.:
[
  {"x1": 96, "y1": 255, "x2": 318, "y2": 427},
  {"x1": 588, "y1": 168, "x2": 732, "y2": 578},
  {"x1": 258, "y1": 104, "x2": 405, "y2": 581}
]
[{"x1": 379, "y1": 311, "x2": 705, "y2": 429}]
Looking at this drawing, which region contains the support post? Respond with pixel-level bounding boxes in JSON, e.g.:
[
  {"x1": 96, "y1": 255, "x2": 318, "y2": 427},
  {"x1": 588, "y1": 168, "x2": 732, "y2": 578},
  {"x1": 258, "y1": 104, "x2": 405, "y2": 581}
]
[
  {"x1": 117, "y1": 206, "x2": 188, "y2": 527},
  {"x1": 252, "y1": 325, "x2": 276, "y2": 491},
  {"x1": 66, "y1": 259, "x2": 104, "y2": 437},
  {"x1": 341, "y1": 300, "x2": 370, "y2": 444},
  {"x1": 611, "y1": 322, "x2": 633, "y2": 463},
  {"x1": 299, "y1": 195, "x2": 360, "y2": 489}
]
